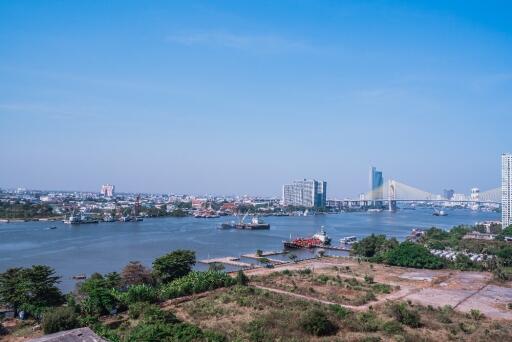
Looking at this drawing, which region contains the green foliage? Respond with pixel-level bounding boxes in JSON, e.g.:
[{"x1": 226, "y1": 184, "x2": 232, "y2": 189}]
[
  {"x1": 208, "y1": 262, "x2": 225, "y2": 272},
  {"x1": 127, "y1": 305, "x2": 223, "y2": 342},
  {"x1": 128, "y1": 302, "x2": 152, "y2": 319},
  {"x1": 41, "y1": 306, "x2": 80, "y2": 334},
  {"x1": 452, "y1": 254, "x2": 479, "y2": 271},
  {"x1": 256, "y1": 249, "x2": 263, "y2": 257},
  {"x1": 152, "y1": 250, "x2": 196, "y2": 283},
  {"x1": 125, "y1": 284, "x2": 158, "y2": 303},
  {"x1": 469, "y1": 309, "x2": 485, "y2": 321},
  {"x1": 0, "y1": 201, "x2": 58, "y2": 219},
  {"x1": 496, "y1": 246, "x2": 512, "y2": 266},
  {"x1": 0, "y1": 265, "x2": 64, "y2": 315},
  {"x1": 350, "y1": 234, "x2": 398, "y2": 258},
  {"x1": 350, "y1": 311, "x2": 381, "y2": 332},
  {"x1": 384, "y1": 242, "x2": 445, "y2": 269},
  {"x1": 387, "y1": 302, "x2": 421, "y2": 328},
  {"x1": 500, "y1": 225, "x2": 512, "y2": 237},
  {"x1": 329, "y1": 304, "x2": 352, "y2": 319},
  {"x1": 382, "y1": 320, "x2": 403, "y2": 334},
  {"x1": 160, "y1": 271, "x2": 236, "y2": 300},
  {"x1": 236, "y1": 270, "x2": 249, "y2": 286},
  {"x1": 78, "y1": 277, "x2": 119, "y2": 316},
  {"x1": 300, "y1": 309, "x2": 338, "y2": 336}
]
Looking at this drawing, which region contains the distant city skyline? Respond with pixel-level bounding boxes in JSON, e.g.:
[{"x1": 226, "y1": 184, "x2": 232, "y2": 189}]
[{"x1": 1, "y1": 1, "x2": 511, "y2": 196}]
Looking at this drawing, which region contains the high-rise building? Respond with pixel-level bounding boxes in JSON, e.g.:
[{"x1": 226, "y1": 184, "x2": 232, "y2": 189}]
[
  {"x1": 282, "y1": 179, "x2": 327, "y2": 208},
  {"x1": 369, "y1": 167, "x2": 383, "y2": 203},
  {"x1": 100, "y1": 184, "x2": 115, "y2": 197},
  {"x1": 502, "y1": 153, "x2": 512, "y2": 227},
  {"x1": 443, "y1": 189, "x2": 455, "y2": 200}
]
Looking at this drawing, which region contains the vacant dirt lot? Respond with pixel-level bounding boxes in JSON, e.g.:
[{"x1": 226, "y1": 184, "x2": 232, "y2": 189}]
[{"x1": 243, "y1": 256, "x2": 512, "y2": 319}]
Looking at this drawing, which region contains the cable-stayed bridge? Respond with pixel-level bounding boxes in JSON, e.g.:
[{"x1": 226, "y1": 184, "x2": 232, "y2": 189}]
[
  {"x1": 363, "y1": 180, "x2": 500, "y2": 204},
  {"x1": 331, "y1": 180, "x2": 501, "y2": 211}
]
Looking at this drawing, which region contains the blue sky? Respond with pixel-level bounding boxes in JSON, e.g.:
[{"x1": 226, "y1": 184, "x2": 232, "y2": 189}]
[{"x1": 1, "y1": 0, "x2": 511, "y2": 197}]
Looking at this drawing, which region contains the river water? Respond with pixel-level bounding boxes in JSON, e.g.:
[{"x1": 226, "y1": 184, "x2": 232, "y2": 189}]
[{"x1": 0, "y1": 208, "x2": 499, "y2": 292}]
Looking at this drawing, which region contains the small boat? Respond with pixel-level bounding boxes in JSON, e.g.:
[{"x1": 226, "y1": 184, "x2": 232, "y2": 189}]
[
  {"x1": 72, "y1": 274, "x2": 86, "y2": 280},
  {"x1": 45, "y1": 226, "x2": 57, "y2": 230},
  {"x1": 433, "y1": 210, "x2": 448, "y2": 216},
  {"x1": 340, "y1": 236, "x2": 357, "y2": 245}
]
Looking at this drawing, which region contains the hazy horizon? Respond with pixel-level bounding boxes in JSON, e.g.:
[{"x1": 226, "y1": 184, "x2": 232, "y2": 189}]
[{"x1": 1, "y1": 1, "x2": 511, "y2": 197}]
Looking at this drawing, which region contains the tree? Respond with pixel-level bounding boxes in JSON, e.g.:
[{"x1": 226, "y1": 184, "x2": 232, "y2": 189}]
[
  {"x1": 152, "y1": 250, "x2": 196, "y2": 283},
  {"x1": 255, "y1": 249, "x2": 263, "y2": 257},
  {"x1": 384, "y1": 242, "x2": 444, "y2": 269},
  {"x1": 0, "y1": 266, "x2": 64, "y2": 315},
  {"x1": 121, "y1": 261, "x2": 154, "y2": 287},
  {"x1": 350, "y1": 234, "x2": 394, "y2": 258}
]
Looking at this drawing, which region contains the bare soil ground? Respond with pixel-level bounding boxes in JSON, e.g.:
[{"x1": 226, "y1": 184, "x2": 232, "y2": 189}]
[{"x1": 243, "y1": 256, "x2": 512, "y2": 319}]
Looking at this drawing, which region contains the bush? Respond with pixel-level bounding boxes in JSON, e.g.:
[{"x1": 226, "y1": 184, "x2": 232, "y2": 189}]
[
  {"x1": 350, "y1": 311, "x2": 381, "y2": 332},
  {"x1": 236, "y1": 270, "x2": 249, "y2": 286},
  {"x1": 388, "y1": 302, "x2": 421, "y2": 328},
  {"x1": 300, "y1": 309, "x2": 338, "y2": 336},
  {"x1": 160, "y1": 271, "x2": 236, "y2": 300},
  {"x1": 328, "y1": 304, "x2": 351, "y2": 319},
  {"x1": 382, "y1": 320, "x2": 403, "y2": 334},
  {"x1": 128, "y1": 302, "x2": 152, "y2": 319},
  {"x1": 469, "y1": 309, "x2": 484, "y2": 321},
  {"x1": 42, "y1": 306, "x2": 80, "y2": 334},
  {"x1": 384, "y1": 242, "x2": 445, "y2": 269},
  {"x1": 125, "y1": 284, "x2": 158, "y2": 303}
]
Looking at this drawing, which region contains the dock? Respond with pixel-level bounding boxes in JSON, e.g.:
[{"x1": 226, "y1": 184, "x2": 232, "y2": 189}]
[
  {"x1": 241, "y1": 250, "x2": 285, "y2": 258},
  {"x1": 242, "y1": 255, "x2": 289, "y2": 264},
  {"x1": 199, "y1": 257, "x2": 253, "y2": 268}
]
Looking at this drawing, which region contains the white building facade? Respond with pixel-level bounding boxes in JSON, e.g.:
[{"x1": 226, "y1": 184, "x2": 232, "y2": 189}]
[
  {"x1": 502, "y1": 153, "x2": 512, "y2": 228},
  {"x1": 100, "y1": 184, "x2": 115, "y2": 197},
  {"x1": 282, "y1": 179, "x2": 327, "y2": 208}
]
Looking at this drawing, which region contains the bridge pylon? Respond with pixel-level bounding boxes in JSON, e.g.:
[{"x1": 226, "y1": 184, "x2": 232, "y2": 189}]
[{"x1": 388, "y1": 180, "x2": 397, "y2": 212}]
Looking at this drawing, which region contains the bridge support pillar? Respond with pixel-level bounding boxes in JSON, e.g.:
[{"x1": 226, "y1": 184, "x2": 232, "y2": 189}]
[{"x1": 388, "y1": 200, "x2": 397, "y2": 212}]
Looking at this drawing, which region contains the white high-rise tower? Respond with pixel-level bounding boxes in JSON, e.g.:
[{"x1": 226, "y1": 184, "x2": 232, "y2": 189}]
[{"x1": 502, "y1": 153, "x2": 512, "y2": 228}]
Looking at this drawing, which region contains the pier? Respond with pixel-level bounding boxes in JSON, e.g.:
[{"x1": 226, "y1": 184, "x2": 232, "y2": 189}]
[{"x1": 199, "y1": 257, "x2": 253, "y2": 268}]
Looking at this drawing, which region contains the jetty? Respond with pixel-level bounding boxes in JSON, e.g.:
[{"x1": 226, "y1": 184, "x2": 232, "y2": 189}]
[
  {"x1": 199, "y1": 257, "x2": 253, "y2": 268},
  {"x1": 241, "y1": 250, "x2": 284, "y2": 258}
]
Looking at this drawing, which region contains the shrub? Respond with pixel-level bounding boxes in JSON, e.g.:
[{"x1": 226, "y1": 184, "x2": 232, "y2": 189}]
[
  {"x1": 125, "y1": 284, "x2": 158, "y2": 303},
  {"x1": 469, "y1": 309, "x2": 484, "y2": 321},
  {"x1": 42, "y1": 306, "x2": 80, "y2": 334},
  {"x1": 128, "y1": 302, "x2": 152, "y2": 319},
  {"x1": 329, "y1": 304, "x2": 352, "y2": 319},
  {"x1": 382, "y1": 320, "x2": 403, "y2": 334},
  {"x1": 236, "y1": 270, "x2": 249, "y2": 286},
  {"x1": 160, "y1": 271, "x2": 236, "y2": 300},
  {"x1": 352, "y1": 311, "x2": 381, "y2": 332},
  {"x1": 300, "y1": 309, "x2": 338, "y2": 336},
  {"x1": 388, "y1": 302, "x2": 421, "y2": 328}
]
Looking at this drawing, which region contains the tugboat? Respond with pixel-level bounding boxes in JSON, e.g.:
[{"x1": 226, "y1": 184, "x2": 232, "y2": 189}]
[
  {"x1": 283, "y1": 226, "x2": 331, "y2": 249},
  {"x1": 236, "y1": 215, "x2": 270, "y2": 230}
]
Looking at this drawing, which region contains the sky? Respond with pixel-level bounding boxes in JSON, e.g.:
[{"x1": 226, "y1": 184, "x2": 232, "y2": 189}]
[{"x1": 1, "y1": 0, "x2": 511, "y2": 197}]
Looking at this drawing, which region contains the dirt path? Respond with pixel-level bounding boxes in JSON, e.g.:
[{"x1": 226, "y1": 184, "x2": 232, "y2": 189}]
[
  {"x1": 252, "y1": 284, "x2": 420, "y2": 311},
  {"x1": 453, "y1": 283, "x2": 490, "y2": 310}
]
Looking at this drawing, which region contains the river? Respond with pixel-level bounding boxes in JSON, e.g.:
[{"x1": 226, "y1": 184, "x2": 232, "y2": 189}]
[{"x1": 0, "y1": 208, "x2": 499, "y2": 292}]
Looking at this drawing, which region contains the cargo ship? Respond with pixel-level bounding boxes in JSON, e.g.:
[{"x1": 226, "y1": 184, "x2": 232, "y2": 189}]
[
  {"x1": 283, "y1": 226, "x2": 331, "y2": 249},
  {"x1": 64, "y1": 212, "x2": 99, "y2": 224}
]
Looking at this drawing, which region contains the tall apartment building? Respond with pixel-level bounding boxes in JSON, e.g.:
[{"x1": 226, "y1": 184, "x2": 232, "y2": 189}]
[
  {"x1": 502, "y1": 153, "x2": 512, "y2": 228},
  {"x1": 369, "y1": 166, "x2": 383, "y2": 205},
  {"x1": 282, "y1": 179, "x2": 327, "y2": 208},
  {"x1": 100, "y1": 184, "x2": 115, "y2": 197}
]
